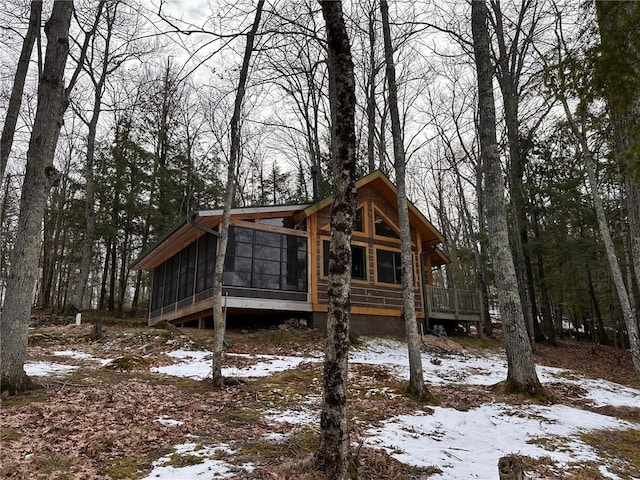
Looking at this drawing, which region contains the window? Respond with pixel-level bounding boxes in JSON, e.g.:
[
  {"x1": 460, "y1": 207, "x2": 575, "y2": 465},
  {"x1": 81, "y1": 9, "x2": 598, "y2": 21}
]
[
  {"x1": 177, "y1": 242, "x2": 196, "y2": 300},
  {"x1": 374, "y1": 212, "x2": 400, "y2": 239},
  {"x1": 323, "y1": 240, "x2": 367, "y2": 280},
  {"x1": 376, "y1": 249, "x2": 402, "y2": 284},
  {"x1": 150, "y1": 226, "x2": 307, "y2": 311},
  {"x1": 354, "y1": 207, "x2": 364, "y2": 233},
  {"x1": 195, "y1": 233, "x2": 217, "y2": 293},
  {"x1": 224, "y1": 226, "x2": 308, "y2": 291},
  {"x1": 151, "y1": 263, "x2": 166, "y2": 311}
]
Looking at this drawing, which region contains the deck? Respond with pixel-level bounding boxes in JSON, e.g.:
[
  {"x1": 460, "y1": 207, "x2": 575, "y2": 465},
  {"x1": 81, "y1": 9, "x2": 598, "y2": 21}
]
[{"x1": 425, "y1": 285, "x2": 483, "y2": 323}]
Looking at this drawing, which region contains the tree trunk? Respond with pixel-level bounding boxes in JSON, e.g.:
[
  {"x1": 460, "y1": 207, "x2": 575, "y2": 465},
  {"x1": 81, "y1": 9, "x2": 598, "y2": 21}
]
[
  {"x1": 556, "y1": 84, "x2": 640, "y2": 378},
  {"x1": 532, "y1": 210, "x2": 556, "y2": 344},
  {"x1": 595, "y1": 1, "x2": 640, "y2": 301},
  {"x1": 0, "y1": 1, "x2": 42, "y2": 181},
  {"x1": 0, "y1": 0, "x2": 73, "y2": 394},
  {"x1": 471, "y1": 0, "x2": 543, "y2": 395},
  {"x1": 380, "y1": 0, "x2": 427, "y2": 399},
  {"x1": 316, "y1": 2, "x2": 357, "y2": 479},
  {"x1": 366, "y1": 7, "x2": 377, "y2": 174},
  {"x1": 492, "y1": 1, "x2": 541, "y2": 347},
  {"x1": 211, "y1": 0, "x2": 264, "y2": 388},
  {"x1": 498, "y1": 455, "x2": 524, "y2": 480}
]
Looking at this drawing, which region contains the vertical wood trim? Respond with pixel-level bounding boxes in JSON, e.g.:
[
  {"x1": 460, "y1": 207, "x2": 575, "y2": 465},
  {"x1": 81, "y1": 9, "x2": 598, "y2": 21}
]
[{"x1": 310, "y1": 212, "x2": 318, "y2": 306}]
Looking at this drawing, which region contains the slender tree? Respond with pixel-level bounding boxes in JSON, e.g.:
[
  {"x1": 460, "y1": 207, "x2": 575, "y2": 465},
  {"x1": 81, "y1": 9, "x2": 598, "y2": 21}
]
[
  {"x1": 595, "y1": 1, "x2": 640, "y2": 308},
  {"x1": 471, "y1": 0, "x2": 543, "y2": 395},
  {"x1": 1, "y1": 0, "x2": 98, "y2": 394},
  {"x1": 210, "y1": 0, "x2": 265, "y2": 388},
  {"x1": 380, "y1": 0, "x2": 428, "y2": 399},
  {"x1": 316, "y1": 1, "x2": 357, "y2": 478},
  {"x1": 0, "y1": 1, "x2": 42, "y2": 181}
]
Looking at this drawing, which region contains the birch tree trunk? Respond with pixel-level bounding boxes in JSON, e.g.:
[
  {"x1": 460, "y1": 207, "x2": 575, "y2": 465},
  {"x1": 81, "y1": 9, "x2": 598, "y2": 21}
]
[
  {"x1": 211, "y1": 0, "x2": 264, "y2": 388},
  {"x1": 316, "y1": 2, "x2": 357, "y2": 478},
  {"x1": 380, "y1": 0, "x2": 427, "y2": 399},
  {"x1": 0, "y1": 1, "x2": 41, "y2": 181},
  {"x1": 0, "y1": 0, "x2": 73, "y2": 394},
  {"x1": 471, "y1": 0, "x2": 543, "y2": 395}
]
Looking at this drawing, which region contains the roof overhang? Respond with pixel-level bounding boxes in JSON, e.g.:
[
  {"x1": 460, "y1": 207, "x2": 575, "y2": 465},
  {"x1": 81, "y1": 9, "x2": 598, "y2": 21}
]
[
  {"x1": 301, "y1": 170, "x2": 446, "y2": 247},
  {"x1": 131, "y1": 204, "x2": 311, "y2": 271}
]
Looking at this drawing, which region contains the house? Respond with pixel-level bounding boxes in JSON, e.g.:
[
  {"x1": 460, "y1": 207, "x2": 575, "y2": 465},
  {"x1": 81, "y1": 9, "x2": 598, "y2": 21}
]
[{"x1": 131, "y1": 171, "x2": 482, "y2": 336}]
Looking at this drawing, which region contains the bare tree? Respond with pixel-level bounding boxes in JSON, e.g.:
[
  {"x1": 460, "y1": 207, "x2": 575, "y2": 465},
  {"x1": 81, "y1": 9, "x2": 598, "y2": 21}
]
[
  {"x1": 595, "y1": 1, "x2": 640, "y2": 313},
  {"x1": 0, "y1": 1, "x2": 41, "y2": 181},
  {"x1": 211, "y1": 0, "x2": 265, "y2": 388},
  {"x1": 471, "y1": 0, "x2": 543, "y2": 395},
  {"x1": 316, "y1": 1, "x2": 357, "y2": 478},
  {"x1": 380, "y1": 0, "x2": 429, "y2": 399},
  {"x1": 70, "y1": 1, "x2": 141, "y2": 313},
  {"x1": 1, "y1": 0, "x2": 105, "y2": 394}
]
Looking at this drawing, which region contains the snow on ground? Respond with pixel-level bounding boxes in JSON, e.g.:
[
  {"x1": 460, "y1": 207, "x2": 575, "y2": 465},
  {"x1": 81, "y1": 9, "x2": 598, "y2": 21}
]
[
  {"x1": 24, "y1": 361, "x2": 79, "y2": 377},
  {"x1": 364, "y1": 404, "x2": 634, "y2": 480},
  {"x1": 151, "y1": 349, "x2": 317, "y2": 379},
  {"x1": 26, "y1": 337, "x2": 640, "y2": 479},
  {"x1": 53, "y1": 349, "x2": 114, "y2": 366},
  {"x1": 140, "y1": 442, "x2": 255, "y2": 480}
]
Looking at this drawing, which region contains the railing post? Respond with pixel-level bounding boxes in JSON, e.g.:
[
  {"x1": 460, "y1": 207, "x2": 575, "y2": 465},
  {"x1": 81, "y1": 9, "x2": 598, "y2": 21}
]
[
  {"x1": 454, "y1": 288, "x2": 460, "y2": 320},
  {"x1": 477, "y1": 290, "x2": 485, "y2": 338}
]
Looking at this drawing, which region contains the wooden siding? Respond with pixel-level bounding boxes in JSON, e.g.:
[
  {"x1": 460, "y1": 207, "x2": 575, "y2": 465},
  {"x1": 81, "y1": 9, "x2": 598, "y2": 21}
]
[{"x1": 311, "y1": 182, "x2": 425, "y2": 317}]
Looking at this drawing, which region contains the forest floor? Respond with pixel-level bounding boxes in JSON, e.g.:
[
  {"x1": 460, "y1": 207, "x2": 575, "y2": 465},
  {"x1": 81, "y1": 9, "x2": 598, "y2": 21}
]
[{"x1": 1, "y1": 314, "x2": 639, "y2": 480}]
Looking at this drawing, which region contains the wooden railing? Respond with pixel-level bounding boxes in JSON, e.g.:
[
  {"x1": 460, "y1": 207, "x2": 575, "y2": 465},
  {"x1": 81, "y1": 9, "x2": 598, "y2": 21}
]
[{"x1": 425, "y1": 285, "x2": 482, "y2": 321}]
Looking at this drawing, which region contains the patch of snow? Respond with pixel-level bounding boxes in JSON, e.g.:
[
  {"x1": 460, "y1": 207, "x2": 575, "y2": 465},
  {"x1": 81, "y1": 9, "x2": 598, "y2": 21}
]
[
  {"x1": 364, "y1": 403, "x2": 634, "y2": 480},
  {"x1": 155, "y1": 416, "x2": 185, "y2": 427},
  {"x1": 262, "y1": 432, "x2": 288, "y2": 442},
  {"x1": 141, "y1": 442, "x2": 254, "y2": 480},
  {"x1": 53, "y1": 350, "x2": 95, "y2": 360},
  {"x1": 24, "y1": 361, "x2": 78, "y2": 377},
  {"x1": 52, "y1": 350, "x2": 113, "y2": 366},
  {"x1": 152, "y1": 351, "x2": 316, "y2": 380},
  {"x1": 264, "y1": 408, "x2": 318, "y2": 426}
]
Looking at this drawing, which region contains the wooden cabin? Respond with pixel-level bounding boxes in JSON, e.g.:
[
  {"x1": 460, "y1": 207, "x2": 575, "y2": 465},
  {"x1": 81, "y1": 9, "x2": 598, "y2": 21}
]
[{"x1": 131, "y1": 171, "x2": 482, "y2": 336}]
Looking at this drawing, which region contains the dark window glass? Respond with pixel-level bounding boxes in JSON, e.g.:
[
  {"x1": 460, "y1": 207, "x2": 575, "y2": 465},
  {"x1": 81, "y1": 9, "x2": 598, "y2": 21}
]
[
  {"x1": 195, "y1": 235, "x2": 208, "y2": 293},
  {"x1": 376, "y1": 249, "x2": 402, "y2": 284},
  {"x1": 253, "y1": 273, "x2": 280, "y2": 289},
  {"x1": 152, "y1": 263, "x2": 165, "y2": 311},
  {"x1": 323, "y1": 240, "x2": 367, "y2": 280},
  {"x1": 233, "y1": 227, "x2": 254, "y2": 243},
  {"x1": 374, "y1": 213, "x2": 400, "y2": 239},
  {"x1": 253, "y1": 259, "x2": 280, "y2": 276},
  {"x1": 254, "y1": 245, "x2": 281, "y2": 261},
  {"x1": 223, "y1": 226, "x2": 307, "y2": 292},
  {"x1": 223, "y1": 270, "x2": 251, "y2": 287},
  {"x1": 255, "y1": 230, "x2": 281, "y2": 247},
  {"x1": 177, "y1": 242, "x2": 197, "y2": 301},
  {"x1": 234, "y1": 243, "x2": 253, "y2": 257},
  {"x1": 167, "y1": 254, "x2": 179, "y2": 305},
  {"x1": 204, "y1": 234, "x2": 216, "y2": 290},
  {"x1": 354, "y1": 207, "x2": 364, "y2": 232},
  {"x1": 351, "y1": 245, "x2": 367, "y2": 280}
]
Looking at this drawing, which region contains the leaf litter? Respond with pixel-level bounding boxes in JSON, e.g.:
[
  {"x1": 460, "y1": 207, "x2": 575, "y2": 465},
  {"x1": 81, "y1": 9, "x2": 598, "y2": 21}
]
[{"x1": 1, "y1": 324, "x2": 638, "y2": 479}]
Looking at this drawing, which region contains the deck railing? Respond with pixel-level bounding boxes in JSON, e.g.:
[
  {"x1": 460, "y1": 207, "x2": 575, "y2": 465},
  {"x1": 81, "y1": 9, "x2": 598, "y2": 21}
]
[{"x1": 425, "y1": 285, "x2": 482, "y2": 321}]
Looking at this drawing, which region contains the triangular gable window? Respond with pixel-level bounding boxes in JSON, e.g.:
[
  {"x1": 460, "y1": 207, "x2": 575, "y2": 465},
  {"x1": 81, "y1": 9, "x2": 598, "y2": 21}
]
[
  {"x1": 321, "y1": 205, "x2": 365, "y2": 233},
  {"x1": 374, "y1": 213, "x2": 399, "y2": 239},
  {"x1": 354, "y1": 207, "x2": 364, "y2": 233}
]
